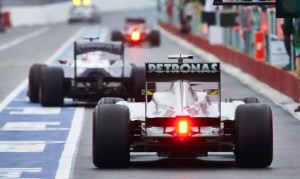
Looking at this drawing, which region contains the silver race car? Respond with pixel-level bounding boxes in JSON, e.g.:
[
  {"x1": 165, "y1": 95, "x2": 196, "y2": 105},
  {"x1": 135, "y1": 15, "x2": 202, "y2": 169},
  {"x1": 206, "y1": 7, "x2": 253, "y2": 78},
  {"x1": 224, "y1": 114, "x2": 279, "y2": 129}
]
[
  {"x1": 92, "y1": 55, "x2": 273, "y2": 168},
  {"x1": 28, "y1": 38, "x2": 145, "y2": 106},
  {"x1": 68, "y1": 4, "x2": 101, "y2": 24},
  {"x1": 111, "y1": 17, "x2": 160, "y2": 47}
]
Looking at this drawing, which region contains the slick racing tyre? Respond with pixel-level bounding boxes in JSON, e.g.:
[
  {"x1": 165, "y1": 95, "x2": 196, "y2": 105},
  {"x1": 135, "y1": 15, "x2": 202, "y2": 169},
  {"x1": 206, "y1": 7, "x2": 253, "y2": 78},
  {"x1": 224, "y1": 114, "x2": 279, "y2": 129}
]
[
  {"x1": 97, "y1": 97, "x2": 124, "y2": 105},
  {"x1": 131, "y1": 66, "x2": 145, "y2": 102},
  {"x1": 150, "y1": 30, "x2": 161, "y2": 47},
  {"x1": 93, "y1": 104, "x2": 130, "y2": 168},
  {"x1": 235, "y1": 104, "x2": 273, "y2": 168},
  {"x1": 40, "y1": 67, "x2": 64, "y2": 107},
  {"x1": 28, "y1": 64, "x2": 47, "y2": 102},
  {"x1": 111, "y1": 30, "x2": 123, "y2": 41},
  {"x1": 230, "y1": 97, "x2": 260, "y2": 104}
]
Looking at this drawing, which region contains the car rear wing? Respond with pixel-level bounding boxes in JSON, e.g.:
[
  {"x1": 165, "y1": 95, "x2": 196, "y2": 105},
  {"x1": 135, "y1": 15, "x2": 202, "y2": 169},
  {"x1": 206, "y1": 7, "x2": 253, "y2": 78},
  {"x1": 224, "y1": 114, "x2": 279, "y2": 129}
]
[
  {"x1": 145, "y1": 62, "x2": 220, "y2": 82},
  {"x1": 73, "y1": 40, "x2": 125, "y2": 89},
  {"x1": 74, "y1": 41, "x2": 124, "y2": 56},
  {"x1": 126, "y1": 18, "x2": 145, "y2": 24}
]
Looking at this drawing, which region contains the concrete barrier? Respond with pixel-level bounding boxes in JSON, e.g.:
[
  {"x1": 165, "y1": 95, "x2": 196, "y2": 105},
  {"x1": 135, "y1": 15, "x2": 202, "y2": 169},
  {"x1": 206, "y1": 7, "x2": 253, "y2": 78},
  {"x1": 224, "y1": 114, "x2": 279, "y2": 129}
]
[
  {"x1": 3, "y1": 0, "x2": 155, "y2": 27},
  {"x1": 158, "y1": 21, "x2": 300, "y2": 101},
  {"x1": 3, "y1": 2, "x2": 70, "y2": 27}
]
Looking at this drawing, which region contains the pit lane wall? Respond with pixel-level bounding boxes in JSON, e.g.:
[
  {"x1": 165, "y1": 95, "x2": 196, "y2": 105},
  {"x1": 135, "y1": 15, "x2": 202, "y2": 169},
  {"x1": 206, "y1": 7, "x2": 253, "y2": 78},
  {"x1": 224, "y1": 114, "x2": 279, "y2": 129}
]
[
  {"x1": 158, "y1": 21, "x2": 299, "y2": 101},
  {"x1": 1, "y1": 0, "x2": 155, "y2": 27},
  {"x1": 3, "y1": 2, "x2": 70, "y2": 27},
  {"x1": 158, "y1": 0, "x2": 299, "y2": 102}
]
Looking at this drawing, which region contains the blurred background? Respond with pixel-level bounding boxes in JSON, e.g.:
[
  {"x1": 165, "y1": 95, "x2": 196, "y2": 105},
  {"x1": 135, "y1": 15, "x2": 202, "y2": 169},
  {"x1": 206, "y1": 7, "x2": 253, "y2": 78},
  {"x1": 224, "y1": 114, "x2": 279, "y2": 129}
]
[
  {"x1": 156, "y1": 0, "x2": 300, "y2": 102},
  {"x1": 0, "y1": 0, "x2": 299, "y2": 101},
  {"x1": 1, "y1": 0, "x2": 68, "y2": 6},
  {"x1": 1, "y1": 1, "x2": 300, "y2": 178}
]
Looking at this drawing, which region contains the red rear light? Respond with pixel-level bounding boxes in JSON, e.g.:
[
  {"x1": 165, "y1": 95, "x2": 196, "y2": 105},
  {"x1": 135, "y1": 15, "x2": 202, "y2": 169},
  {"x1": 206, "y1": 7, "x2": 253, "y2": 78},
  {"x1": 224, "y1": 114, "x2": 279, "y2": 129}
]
[
  {"x1": 178, "y1": 120, "x2": 188, "y2": 135},
  {"x1": 176, "y1": 117, "x2": 190, "y2": 136},
  {"x1": 131, "y1": 30, "x2": 141, "y2": 41}
]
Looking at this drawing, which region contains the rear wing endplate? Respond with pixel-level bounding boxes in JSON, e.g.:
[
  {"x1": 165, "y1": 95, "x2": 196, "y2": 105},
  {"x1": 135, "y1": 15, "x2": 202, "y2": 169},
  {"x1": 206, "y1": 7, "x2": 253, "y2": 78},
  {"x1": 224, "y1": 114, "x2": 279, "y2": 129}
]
[
  {"x1": 74, "y1": 41, "x2": 124, "y2": 56},
  {"x1": 145, "y1": 63, "x2": 220, "y2": 82}
]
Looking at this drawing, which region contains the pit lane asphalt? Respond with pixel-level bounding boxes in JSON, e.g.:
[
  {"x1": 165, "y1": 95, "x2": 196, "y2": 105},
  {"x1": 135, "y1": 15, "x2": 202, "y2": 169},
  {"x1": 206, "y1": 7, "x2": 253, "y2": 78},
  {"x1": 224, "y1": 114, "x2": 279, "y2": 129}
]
[
  {"x1": 1, "y1": 8, "x2": 300, "y2": 179},
  {"x1": 0, "y1": 23, "x2": 82, "y2": 102},
  {"x1": 72, "y1": 8, "x2": 300, "y2": 179}
]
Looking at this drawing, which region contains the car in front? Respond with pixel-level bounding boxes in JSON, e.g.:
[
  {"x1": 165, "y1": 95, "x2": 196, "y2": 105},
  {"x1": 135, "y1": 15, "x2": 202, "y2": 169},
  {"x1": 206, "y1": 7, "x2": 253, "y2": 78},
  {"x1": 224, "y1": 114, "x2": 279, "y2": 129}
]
[
  {"x1": 68, "y1": 4, "x2": 101, "y2": 24},
  {"x1": 111, "y1": 17, "x2": 160, "y2": 47},
  {"x1": 92, "y1": 55, "x2": 273, "y2": 168}
]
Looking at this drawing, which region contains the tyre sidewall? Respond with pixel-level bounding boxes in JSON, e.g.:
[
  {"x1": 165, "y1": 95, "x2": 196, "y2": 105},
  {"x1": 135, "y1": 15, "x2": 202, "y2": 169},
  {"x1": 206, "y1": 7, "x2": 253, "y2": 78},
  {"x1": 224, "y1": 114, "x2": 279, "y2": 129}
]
[
  {"x1": 40, "y1": 67, "x2": 64, "y2": 106},
  {"x1": 28, "y1": 64, "x2": 47, "y2": 102},
  {"x1": 235, "y1": 104, "x2": 273, "y2": 167},
  {"x1": 93, "y1": 104, "x2": 130, "y2": 168}
]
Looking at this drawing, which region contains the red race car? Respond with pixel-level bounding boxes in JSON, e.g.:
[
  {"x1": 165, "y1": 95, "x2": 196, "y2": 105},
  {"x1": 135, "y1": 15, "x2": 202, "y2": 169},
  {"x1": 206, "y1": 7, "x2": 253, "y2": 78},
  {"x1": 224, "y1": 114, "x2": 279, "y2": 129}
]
[{"x1": 111, "y1": 17, "x2": 160, "y2": 47}]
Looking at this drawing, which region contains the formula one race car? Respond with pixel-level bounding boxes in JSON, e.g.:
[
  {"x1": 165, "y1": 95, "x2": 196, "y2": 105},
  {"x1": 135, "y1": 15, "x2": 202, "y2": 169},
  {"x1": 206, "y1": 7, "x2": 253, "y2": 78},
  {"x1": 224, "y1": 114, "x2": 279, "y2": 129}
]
[
  {"x1": 92, "y1": 55, "x2": 273, "y2": 168},
  {"x1": 111, "y1": 17, "x2": 160, "y2": 47},
  {"x1": 28, "y1": 38, "x2": 145, "y2": 106},
  {"x1": 68, "y1": 4, "x2": 101, "y2": 24}
]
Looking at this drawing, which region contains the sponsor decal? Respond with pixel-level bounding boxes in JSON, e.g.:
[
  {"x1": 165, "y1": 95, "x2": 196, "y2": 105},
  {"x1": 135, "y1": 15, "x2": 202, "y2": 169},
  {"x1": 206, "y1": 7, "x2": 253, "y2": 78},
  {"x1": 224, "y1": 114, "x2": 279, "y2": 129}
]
[
  {"x1": 76, "y1": 42, "x2": 123, "y2": 55},
  {"x1": 147, "y1": 63, "x2": 219, "y2": 73}
]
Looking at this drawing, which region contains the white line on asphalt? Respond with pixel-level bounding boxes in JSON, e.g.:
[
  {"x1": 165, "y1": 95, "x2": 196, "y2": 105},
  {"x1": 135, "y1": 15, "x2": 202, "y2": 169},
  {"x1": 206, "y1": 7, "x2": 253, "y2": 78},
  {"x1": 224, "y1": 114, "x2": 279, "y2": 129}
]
[
  {"x1": 0, "y1": 141, "x2": 64, "y2": 152},
  {"x1": 5, "y1": 107, "x2": 61, "y2": 115},
  {"x1": 0, "y1": 26, "x2": 85, "y2": 175},
  {"x1": 157, "y1": 25, "x2": 300, "y2": 121},
  {"x1": 12, "y1": 98, "x2": 28, "y2": 101},
  {"x1": 0, "y1": 26, "x2": 106, "y2": 176},
  {"x1": 0, "y1": 168, "x2": 42, "y2": 178},
  {"x1": 55, "y1": 108, "x2": 84, "y2": 179},
  {"x1": 0, "y1": 27, "x2": 85, "y2": 113},
  {"x1": 0, "y1": 141, "x2": 45, "y2": 152},
  {"x1": 55, "y1": 27, "x2": 108, "y2": 179},
  {"x1": 0, "y1": 81, "x2": 27, "y2": 113},
  {"x1": 2, "y1": 122, "x2": 69, "y2": 131},
  {"x1": 0, "y1": 27, "x2": 49, "y2": 52}
]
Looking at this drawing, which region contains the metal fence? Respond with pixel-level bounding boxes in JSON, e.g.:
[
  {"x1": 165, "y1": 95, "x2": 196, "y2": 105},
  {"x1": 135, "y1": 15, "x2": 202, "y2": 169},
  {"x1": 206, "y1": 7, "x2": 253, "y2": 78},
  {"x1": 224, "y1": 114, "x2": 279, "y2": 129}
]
[{"x1": 1, "y1": 0, "x2": 69, "y2": 7}]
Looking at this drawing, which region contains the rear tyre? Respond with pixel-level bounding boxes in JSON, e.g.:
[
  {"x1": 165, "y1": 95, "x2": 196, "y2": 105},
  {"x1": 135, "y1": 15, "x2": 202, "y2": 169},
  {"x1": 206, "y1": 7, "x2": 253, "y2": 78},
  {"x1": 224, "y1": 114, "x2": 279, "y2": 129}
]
[
  {"x1": 150, "y1": 30, "x2": 161, "y2": 46},
  {"x1": 235, "y1": 104, "x2": 273, "y2": 168},
  {"x1": 93, "y1": 104, "x2": 130, "y2": 168},
  {"x1": 131, "y1": 66, "x2": 145, "y2": 102},
  {"x1": 97, "y1": 97, "x2": 124, "y2": 105},
  {"x1": 111, "y1": 30, "x2": 123, "y2": 41},
  {"x1": 28, "y1": 64, "x2": 47, "y2": 102},
  {"x1": 40, "y1": 67, "x2": 64, "y2": 107}
]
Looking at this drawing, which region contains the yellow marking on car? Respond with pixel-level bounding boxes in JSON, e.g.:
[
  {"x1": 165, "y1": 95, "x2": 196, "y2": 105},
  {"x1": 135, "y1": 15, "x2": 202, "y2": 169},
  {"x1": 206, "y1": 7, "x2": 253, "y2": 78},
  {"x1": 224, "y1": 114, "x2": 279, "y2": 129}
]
[
  {"x1": 142, "y1": 89, "x2": 154, "y2": 95},
  {"x1": 208, "y1": 90, "x2": 218, "y2": 95}
]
